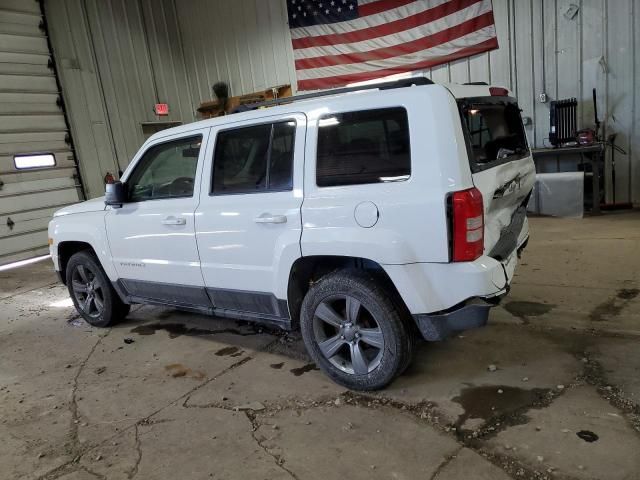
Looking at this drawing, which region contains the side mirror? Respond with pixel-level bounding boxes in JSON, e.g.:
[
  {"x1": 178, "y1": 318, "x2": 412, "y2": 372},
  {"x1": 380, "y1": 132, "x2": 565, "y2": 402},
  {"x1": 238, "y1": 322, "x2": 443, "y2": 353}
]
[{"x1": 105, "y1": 181, "x2": 127, "y2": 208}]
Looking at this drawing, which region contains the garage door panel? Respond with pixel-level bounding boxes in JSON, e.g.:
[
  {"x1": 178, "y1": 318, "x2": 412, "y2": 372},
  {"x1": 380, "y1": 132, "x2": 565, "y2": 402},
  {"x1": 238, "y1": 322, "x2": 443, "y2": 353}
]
[
  {"x1": 0, "y1": 187, "x2": 80, "y2": 215},
  {"x1": 0, "y1": 73, "x2": 57, "y2": 92},
  {"x1": 0, "y1": 131, "x2": 67, "y2": 146},
  {"x1": 0, "y1": 100, "x2": 61, "y2": 114},
  {"x1": 0, "y1": 2, "x2": 83, "y2": 265},
  {"x1": 0, "y1": 50, "x2": 47, "y2": 64},
  {"x1": 0, "y1": 176, "x2": 77, "y2": 196},
  {"x1": 0, "y1": 21, "x2": 44, "y2": 36},
  {"x1": 0, "y1": 164, "x2": 76, "y2": 183},
  {"x1": 0, "y1": 63, "x2": 53, "y2": 76},
  {"x1": 0, "y1": 229, "x2": 51, "y2": 258},
  {"x1": 0, "y1": 1, "x2": 40, "y2": 15},
  {"x1": 1, "y1": 204, "x2": 67, "y2": 228},
  {"x1": 0, "y1": 246, "x2": 49, "y2": 265},
  {"x1": 0, "y1": 10, "x2": 41, "y2": 26},
  {"x1": 0, "y1": 113, "x2": 67, "y2": 132},
  {"x1": 0, "y1": 32, "x2": 48, "y2": 53},
  {"x1": 0, "y1": 214, "x2": 51, "y2": 238}
]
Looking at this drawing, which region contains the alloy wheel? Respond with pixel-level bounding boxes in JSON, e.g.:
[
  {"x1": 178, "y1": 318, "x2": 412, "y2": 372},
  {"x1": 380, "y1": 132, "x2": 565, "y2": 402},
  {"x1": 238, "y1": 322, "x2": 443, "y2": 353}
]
[
  {"x1": 312, "y1": 294, "x2": 385, "y2": 375},
  {"x1": 71, "y1": 264, "x2": 105, "y2": 319}
]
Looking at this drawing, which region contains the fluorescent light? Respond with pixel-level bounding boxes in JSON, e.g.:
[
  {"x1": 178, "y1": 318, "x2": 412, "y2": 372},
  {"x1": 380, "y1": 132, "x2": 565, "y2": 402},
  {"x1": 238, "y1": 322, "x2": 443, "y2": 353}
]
[
  {"x1": 0, "y1": 254, "x2": 51, "y2": 272},
  {"x1": 14, "y1": 153, "x2": 56, "y2": 169}
]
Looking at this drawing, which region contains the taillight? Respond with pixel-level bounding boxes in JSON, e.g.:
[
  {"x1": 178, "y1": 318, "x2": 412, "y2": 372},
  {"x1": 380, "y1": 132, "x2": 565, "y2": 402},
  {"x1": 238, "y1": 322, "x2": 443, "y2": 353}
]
[{"x1": 451, "y1": 187, "x2": 484, "y2": 262}]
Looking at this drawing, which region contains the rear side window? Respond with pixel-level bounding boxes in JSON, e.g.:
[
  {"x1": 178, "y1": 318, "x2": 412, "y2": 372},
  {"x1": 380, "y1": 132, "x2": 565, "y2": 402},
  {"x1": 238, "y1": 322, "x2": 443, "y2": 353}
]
[
  {"x1": 212, "y1": 121, "x2": 295, "y2": 194},
  {"x1": 459, "y1": 100, "x2": 528, "y2": 170},
  {"x1": 316, "y1": 107, "x2": 410, "y2": 187}
]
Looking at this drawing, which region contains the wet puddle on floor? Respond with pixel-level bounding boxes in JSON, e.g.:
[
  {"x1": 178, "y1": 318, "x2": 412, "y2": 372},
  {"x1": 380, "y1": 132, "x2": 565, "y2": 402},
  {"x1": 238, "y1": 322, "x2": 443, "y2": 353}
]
[
  {"x1": 576, "y1": 430, "x2": 599, "y2": 442},
  {"x1": 130, "y1": 322, "x2": 249, "y2": 339},
  {"x1": 453, "y1": 385, "x2": 551, "y2": 428},
  {"x1": 504, "y1": 301, "x2": 555, "y2": 323},
  {"x1": 290, "y1": 363, "x2": 318, "y2": 376},
  {"x1": 215, "y1": 346, "x2": 240, "y2": 356}
]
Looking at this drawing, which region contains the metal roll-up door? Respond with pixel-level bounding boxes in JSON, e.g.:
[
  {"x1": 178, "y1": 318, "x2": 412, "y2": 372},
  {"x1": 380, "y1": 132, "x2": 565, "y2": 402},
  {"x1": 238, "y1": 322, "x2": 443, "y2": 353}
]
[{"x1": 0, "y1": 0, "x2": 83, "y2": 265}]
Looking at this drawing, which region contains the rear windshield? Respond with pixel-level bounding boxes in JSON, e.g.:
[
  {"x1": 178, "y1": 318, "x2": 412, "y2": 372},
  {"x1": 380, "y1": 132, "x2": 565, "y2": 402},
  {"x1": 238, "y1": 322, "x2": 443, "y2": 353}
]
[{"x1": 459, "y1": 99, "x2": 528, "y2": 170}]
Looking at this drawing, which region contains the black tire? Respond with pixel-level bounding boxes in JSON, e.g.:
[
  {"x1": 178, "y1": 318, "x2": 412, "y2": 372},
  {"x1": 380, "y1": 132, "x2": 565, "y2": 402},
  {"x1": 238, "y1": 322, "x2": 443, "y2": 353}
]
[
  {"x1": 300, "y1": 269, "x2": 415, "y2": 390},
  {"x1": 66, "y1": 251, "x2": 130, "y2": 327}
]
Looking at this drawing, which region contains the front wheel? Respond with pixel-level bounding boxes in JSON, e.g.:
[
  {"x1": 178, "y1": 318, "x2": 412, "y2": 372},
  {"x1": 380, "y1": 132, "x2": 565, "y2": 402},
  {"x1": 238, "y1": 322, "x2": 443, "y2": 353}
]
[
  {"x1": 66, "y1": 251, "x2": 130, "y2": 327},
  {"x1": 300, "y1": 269, "x2": 414, "y2": 390}
]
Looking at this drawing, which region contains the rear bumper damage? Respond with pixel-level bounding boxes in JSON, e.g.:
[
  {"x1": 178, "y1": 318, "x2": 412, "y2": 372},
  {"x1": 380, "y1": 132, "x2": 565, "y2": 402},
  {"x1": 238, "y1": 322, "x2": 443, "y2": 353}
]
[
  {"x1": 411, "y1": 229, "x2": 529, "y2": 341},
  {"x1": 413, "y1": 298, "x2": 496, "y2": 341}
]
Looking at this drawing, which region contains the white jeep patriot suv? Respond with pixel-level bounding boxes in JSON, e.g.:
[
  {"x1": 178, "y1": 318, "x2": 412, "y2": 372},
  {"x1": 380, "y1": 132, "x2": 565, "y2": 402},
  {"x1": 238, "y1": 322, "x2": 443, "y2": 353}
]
[{"x1": 49, "y1": 78, "x2": 535, "y2": 390}]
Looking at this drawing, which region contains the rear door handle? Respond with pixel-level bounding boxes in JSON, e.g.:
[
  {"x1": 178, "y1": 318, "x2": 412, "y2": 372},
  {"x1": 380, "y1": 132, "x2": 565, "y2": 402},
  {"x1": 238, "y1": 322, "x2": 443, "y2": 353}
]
[
  {"x1": 161, "y1": 216, "x2": 186, "y2": 225},
  {"x1": 254, "y1": 214, "x2": 287, "y2": 224}
]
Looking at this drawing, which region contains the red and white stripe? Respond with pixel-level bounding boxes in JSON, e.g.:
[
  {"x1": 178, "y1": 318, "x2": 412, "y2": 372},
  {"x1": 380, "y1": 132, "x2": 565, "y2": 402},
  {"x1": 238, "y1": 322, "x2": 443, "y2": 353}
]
[{"x1": 291, "y1": 0, "x2": 499, "y2": 90}]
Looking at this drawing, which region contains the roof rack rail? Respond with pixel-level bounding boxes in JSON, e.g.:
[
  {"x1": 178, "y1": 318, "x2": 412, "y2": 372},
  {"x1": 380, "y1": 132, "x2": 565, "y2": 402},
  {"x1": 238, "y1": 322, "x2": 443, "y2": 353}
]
[
  {"x1": 231, "y1": 76, "x2": 434, "y2": 114},
  {"x1": 463, "y1": 81, "x2": 489, "y2": 85}
]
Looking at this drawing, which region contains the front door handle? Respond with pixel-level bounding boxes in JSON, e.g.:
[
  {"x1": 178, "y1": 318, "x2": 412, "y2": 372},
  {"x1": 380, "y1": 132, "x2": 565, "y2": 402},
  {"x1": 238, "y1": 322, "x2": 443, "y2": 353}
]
[
  {"x1": 254, "y1": 214, "x2": 287, "y2": 224},
  {"x1": 161, "y1": 216, "x2": 186, "y2": 226}
]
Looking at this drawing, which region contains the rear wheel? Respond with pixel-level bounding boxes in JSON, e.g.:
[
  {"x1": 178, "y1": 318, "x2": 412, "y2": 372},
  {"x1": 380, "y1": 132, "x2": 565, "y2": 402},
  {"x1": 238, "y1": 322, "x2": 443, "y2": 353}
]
[
  {"x1": 66, "y1": 251, "x2": 130, "y2": 327},
  {"x1": 300, "y1": 269, "x2": 414, "y2": 390}
]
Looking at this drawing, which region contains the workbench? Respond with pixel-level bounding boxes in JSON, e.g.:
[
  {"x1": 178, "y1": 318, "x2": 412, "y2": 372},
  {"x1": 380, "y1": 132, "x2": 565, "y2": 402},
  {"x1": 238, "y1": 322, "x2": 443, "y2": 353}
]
[{"x1": 531, "y1": 143, "x2": 605, "y2": 214}]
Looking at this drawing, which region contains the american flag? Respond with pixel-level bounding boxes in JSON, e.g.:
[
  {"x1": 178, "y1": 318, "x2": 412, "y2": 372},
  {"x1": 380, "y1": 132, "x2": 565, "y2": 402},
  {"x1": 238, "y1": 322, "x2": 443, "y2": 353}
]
[{"x1": 287, "y1": 0, "x2": 499, "y2": 90}]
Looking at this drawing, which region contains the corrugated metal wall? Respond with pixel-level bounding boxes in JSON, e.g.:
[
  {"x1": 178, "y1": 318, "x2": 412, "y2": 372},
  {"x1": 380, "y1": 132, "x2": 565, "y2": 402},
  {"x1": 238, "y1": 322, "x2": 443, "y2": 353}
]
[{"x1": 45, "y1": 0, "x2": 639, "y2": 204}]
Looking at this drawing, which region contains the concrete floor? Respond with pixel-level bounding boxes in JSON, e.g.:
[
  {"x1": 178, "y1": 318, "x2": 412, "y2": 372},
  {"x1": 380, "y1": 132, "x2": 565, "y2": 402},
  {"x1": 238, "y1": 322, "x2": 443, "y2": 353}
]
[{"x1": 1, "y1": 212, "x2": 639, "y2": 480}]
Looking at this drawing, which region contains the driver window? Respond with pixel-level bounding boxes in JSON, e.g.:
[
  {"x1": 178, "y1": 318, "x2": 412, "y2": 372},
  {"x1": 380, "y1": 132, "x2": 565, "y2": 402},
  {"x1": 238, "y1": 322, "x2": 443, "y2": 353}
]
[{"x1": 128, "y1": 135, "x2": 202, "y2": 202}]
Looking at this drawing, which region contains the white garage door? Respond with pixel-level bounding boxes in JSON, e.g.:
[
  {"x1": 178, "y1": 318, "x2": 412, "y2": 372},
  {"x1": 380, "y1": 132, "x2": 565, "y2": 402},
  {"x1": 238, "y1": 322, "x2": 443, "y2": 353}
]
[{"x1": 0, "y1": 0, "x2": 83, "y2": 265}]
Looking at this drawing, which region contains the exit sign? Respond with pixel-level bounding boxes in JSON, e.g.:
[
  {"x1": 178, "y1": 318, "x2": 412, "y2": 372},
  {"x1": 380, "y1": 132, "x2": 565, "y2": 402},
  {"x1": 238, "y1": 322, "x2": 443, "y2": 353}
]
[{"x1": 154, "y1": 103, "x2": 169, "y2": 116}]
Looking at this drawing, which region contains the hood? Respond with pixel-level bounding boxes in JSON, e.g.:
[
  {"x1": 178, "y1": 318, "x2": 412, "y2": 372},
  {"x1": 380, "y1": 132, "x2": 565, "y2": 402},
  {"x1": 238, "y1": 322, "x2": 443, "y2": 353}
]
[{"x1": 54, "y1": 196, "x2": 106, "y2": 217}]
